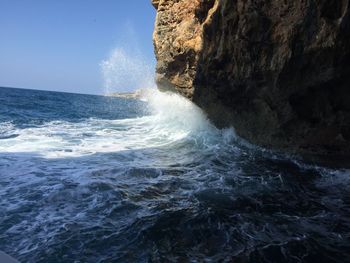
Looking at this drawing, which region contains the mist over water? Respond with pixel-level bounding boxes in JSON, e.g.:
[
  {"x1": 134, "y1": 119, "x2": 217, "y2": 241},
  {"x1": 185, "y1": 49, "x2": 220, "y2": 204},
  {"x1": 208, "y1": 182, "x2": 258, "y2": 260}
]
[{"x1": 101, "y1": 48, "x2": 155, "y2": 94}]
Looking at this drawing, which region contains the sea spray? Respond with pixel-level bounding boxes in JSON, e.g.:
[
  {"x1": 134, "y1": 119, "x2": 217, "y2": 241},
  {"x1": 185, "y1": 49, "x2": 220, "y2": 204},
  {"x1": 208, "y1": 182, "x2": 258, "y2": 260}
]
[
  {"x1": 98, "y1": 40, "x2": 235, "y2": 154},
  {"x1": 100, "y1": 47, "x2": 155, "y2": 94},
  {"x1": 140, "y1": 88, "x2": 214, "y2": 133}
]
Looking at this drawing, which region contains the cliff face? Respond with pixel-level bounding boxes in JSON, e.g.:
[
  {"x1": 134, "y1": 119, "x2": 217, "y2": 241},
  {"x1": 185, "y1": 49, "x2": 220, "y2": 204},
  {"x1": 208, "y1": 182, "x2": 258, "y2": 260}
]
[{"x1": 152, "y1": 0, "x2": 350, "y2": 162}]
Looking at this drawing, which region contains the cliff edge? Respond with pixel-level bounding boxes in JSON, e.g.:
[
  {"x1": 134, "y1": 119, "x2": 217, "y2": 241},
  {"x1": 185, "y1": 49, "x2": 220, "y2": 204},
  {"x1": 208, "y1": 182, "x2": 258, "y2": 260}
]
[{"x1": 152, "y1": 0, "x2": 350, "y2": 164}]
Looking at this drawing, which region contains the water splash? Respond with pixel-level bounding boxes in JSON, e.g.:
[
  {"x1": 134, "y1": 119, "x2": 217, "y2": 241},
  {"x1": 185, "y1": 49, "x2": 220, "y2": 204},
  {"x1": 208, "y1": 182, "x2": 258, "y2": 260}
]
[{"x1": 100, "y1": 48, "x2": 156, "y2": 94}]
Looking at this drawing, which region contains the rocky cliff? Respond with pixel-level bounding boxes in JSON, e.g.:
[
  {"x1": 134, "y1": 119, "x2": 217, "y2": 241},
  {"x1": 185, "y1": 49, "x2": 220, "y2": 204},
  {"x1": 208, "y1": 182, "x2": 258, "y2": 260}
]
[{"x1": 152, "y1": 0, "x2": 350, "y2": 164}]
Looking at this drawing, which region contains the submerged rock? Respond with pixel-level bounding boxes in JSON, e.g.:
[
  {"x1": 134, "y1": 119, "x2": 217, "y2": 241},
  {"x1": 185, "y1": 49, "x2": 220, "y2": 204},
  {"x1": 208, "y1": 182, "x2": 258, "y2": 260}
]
[{"x1": 152, "y1": 0, "x2": 350, "y2": 164}]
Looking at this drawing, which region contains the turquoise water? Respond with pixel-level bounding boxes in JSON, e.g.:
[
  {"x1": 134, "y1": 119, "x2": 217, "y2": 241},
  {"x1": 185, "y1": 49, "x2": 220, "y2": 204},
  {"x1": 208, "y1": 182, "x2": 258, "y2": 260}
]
[{"x1": 0, "y1": 86, "x2": 349, "y2": 262}]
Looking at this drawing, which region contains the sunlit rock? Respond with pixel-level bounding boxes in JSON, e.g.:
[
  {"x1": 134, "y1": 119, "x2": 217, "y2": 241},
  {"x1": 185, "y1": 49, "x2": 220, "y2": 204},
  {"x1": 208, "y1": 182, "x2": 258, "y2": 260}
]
[{"x1": 152, "y1": 0, "x2": 350, "y2": 164}]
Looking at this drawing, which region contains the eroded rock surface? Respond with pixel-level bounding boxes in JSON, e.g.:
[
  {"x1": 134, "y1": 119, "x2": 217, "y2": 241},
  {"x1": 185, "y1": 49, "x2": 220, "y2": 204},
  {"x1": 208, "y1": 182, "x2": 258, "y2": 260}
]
[{"x1": 152, "y1": 0, "x2": 350, "y2": 164}]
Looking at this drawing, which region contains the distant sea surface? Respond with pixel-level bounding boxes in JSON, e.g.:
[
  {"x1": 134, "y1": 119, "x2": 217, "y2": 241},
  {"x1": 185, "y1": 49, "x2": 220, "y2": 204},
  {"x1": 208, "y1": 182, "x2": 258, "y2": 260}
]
[{"x1": 0, "y1": 86, "x2": 349, "y2": 262}]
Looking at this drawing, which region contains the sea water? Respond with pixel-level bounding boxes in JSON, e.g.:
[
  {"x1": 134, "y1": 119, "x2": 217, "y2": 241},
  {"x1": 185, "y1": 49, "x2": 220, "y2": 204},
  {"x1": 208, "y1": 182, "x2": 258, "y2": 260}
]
[{"x1": 0, "y1": 86, "x2": 349, "y2": 262}]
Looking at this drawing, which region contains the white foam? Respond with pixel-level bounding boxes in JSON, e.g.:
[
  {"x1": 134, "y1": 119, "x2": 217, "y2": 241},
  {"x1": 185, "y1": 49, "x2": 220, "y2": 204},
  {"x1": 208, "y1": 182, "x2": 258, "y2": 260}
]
[
  {"x1": 142, "y1": 89, "x2": 215, "y2": 133},
  {"x1": 0, "y1": 90, "x2": 231, "y2": 159}
]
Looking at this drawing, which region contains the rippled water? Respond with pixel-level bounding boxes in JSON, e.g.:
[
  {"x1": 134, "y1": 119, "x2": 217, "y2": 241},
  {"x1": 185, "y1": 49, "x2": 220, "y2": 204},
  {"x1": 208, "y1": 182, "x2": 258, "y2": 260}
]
[{"x1": 0, "y1": 87, "x2": 349, "y2": 263}]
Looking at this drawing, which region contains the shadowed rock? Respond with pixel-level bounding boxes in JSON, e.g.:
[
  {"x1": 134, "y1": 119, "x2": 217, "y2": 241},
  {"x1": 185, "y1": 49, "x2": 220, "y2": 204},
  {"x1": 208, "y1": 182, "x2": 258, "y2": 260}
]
[{"x1": 152, "y1": 0, "x2": 350, "y2": 166}]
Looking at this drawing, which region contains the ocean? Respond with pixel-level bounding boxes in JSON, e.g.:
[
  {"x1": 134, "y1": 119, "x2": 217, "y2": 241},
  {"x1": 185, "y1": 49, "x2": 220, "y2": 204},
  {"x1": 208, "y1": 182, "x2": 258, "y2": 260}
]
[{"x1": 0, "y1": 86, "x2": 349, "y2": 262}]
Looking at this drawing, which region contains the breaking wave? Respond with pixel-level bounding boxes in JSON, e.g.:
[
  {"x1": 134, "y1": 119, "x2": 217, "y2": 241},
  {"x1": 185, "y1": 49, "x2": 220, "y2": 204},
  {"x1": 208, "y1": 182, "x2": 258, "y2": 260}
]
[{"x1": 0, "y1": 89, "x2": 230, "y2": 159}]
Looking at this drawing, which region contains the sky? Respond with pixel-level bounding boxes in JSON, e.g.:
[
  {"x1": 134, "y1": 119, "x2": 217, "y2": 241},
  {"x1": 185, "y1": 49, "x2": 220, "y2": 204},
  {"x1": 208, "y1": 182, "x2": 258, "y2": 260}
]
[{"x1": 0, "y1": 0, "x2": 156, "y2": 95}]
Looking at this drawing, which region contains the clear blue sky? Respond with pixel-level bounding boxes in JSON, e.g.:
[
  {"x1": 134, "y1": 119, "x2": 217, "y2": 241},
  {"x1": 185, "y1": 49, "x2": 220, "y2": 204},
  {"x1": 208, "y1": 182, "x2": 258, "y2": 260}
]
[{"x1": 0, "y1": 0, "x2": 156, "y2": 94}]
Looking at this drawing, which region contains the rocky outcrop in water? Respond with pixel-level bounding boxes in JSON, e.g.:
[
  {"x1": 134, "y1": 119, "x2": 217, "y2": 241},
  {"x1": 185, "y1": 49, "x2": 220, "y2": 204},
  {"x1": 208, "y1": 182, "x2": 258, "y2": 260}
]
[{"x1": 152, "y1": 0, "x2": 350, "y2": 164}]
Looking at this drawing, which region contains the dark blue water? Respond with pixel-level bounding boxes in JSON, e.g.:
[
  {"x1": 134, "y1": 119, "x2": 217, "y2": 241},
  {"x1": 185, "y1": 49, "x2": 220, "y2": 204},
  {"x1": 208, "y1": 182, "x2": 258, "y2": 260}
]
[{"x1": 0, "y1": 87, "x2": 349, "y2": 262}]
